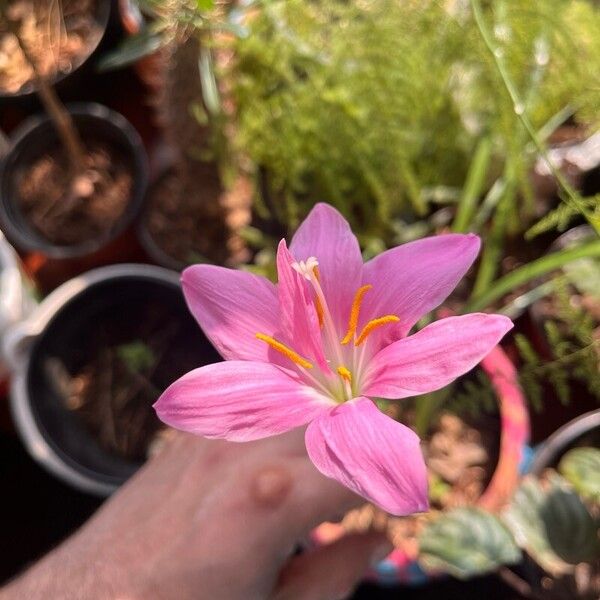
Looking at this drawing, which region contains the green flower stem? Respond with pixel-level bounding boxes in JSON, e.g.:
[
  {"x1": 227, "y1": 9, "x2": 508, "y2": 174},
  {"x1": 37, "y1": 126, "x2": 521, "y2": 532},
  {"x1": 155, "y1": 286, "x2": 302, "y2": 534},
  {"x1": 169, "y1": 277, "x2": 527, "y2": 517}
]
[
  {"x1": 470, "y1": 0, "x2": 600, "y2": 238},
  {"x1": 464, "y1": 240, "x2": 600, "y2": 312}
]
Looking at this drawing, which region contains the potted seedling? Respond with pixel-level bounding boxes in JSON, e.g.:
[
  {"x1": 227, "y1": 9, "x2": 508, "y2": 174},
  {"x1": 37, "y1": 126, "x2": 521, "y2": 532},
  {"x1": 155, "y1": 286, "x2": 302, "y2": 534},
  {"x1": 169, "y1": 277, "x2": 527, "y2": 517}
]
[
  {"x1": 4, "y1": 264, "x2": 221, "y2": 495},
  {"x1": 0, "y1": 0, "x2": 111, "y2": 105},
  {"x1": 0, "y1": 7, "x2": 148, "y2": 259}
]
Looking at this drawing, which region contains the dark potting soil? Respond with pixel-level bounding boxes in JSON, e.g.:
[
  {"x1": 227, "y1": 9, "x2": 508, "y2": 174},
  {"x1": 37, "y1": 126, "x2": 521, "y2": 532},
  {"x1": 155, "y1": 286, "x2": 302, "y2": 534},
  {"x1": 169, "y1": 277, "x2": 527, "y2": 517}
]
[
  {"x1": 0, "y1": 0, "x2": 103, "y2": 95},
  {"x1": 15, "y1": 141, "x2": 133, "y2": 246},
  {"x1": 143, "y1": 167, "x2": 230, "y2": 266},
  {"x1": 53, "y1": 301, "x2": 200, "y2": 462}
]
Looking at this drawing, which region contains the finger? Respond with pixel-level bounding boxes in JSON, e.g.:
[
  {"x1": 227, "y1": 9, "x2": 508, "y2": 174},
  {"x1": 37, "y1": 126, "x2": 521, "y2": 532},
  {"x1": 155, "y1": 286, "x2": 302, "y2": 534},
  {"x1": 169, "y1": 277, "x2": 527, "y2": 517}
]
[{"x1": 273, "y1": 532, "x2": 393, "y2": 600}]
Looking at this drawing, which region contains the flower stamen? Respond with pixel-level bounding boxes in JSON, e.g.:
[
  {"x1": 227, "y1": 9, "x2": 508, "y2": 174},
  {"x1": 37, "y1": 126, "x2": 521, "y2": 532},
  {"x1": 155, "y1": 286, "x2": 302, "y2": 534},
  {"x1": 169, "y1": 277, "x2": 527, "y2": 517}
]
[
  {"x1": 312, "y1": 268, "x2": 325, "y2": 329},
  {"x1": 255, "y1": 333, "x2": 314, "y2": 369},
  {"x1": 337, "y1": 365, "x2": 352, "y2": 384},
  {"x1": 355, "y1": 315, "x2": 400, "y2": 346},
  {"x1": 341, "y1": 284, "x2": 372, "y2": 344}
]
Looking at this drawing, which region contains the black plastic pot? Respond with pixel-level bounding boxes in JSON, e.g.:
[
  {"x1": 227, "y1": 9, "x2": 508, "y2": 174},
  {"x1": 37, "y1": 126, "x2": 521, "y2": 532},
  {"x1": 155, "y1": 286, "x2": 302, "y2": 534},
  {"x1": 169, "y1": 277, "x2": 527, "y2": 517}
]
[
  {"x1": 0, "y1": 1, "x2": 112, "y2": 108},
  {"x1": 530, "y1": 410, "x2": 600, "y2": 475},
  {"x1": 3, "y1": 264, "x2": 220, "y2": 496},
  {"x1": 0, "y1": 103, "x2": 148, "y2": 259},
  {"x1": 136, "y1": 167, "x2": 189, "y2": 271}
]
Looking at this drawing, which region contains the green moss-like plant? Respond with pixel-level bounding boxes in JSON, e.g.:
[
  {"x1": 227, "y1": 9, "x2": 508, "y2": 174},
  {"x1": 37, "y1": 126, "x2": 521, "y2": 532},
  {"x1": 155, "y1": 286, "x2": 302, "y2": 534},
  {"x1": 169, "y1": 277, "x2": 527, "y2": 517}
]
[{"x1": 228, "y1": 0, "x2": 600, "y2": 238}]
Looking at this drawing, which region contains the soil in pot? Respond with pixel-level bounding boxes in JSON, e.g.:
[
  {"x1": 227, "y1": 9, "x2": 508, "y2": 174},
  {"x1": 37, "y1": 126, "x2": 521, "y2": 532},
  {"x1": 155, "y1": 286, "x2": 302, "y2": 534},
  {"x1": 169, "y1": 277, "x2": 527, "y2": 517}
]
[
  {"x1": 15, "y1": 140, "x2": 134, "y2": 247},
  {"x1": 46, "y1": 298, "x2": 201, "y2": 462},
  {"x1": 0, "y1": 0, "x2": 104, "y2": 95},
  {"x1": 143, "y1": 166, "x2": 231, "y2": 267}
]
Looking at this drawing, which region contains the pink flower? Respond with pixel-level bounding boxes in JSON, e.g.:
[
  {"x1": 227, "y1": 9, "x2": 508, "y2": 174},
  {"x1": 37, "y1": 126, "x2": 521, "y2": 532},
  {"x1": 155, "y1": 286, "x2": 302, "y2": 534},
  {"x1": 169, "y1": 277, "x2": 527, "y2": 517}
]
[{"x1": 154, "y1": 204, "x2": 512, "y2": 516}]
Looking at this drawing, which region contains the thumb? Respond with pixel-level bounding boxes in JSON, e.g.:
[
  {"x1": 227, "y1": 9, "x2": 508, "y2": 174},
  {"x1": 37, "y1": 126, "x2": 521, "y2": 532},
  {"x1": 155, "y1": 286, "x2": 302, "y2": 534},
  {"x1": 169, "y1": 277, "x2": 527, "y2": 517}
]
[{"x1": 272, "y1": 532, "x2": 393, "y2": 600}]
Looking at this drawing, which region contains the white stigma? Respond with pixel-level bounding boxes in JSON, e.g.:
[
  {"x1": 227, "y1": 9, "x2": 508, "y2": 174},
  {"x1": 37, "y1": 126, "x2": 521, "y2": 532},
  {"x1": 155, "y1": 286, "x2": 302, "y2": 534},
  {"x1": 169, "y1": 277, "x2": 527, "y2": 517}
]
[{"x1": 291, "y1": 256, "x2": 319, "y2": 280}]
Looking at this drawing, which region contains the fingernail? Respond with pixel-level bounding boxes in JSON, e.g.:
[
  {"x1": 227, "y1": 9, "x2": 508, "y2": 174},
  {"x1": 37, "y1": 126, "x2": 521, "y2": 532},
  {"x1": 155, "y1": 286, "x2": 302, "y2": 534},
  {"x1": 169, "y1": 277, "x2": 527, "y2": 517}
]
[{"x1": 370, "y1": 542, "x2": 393, "y2": 566}]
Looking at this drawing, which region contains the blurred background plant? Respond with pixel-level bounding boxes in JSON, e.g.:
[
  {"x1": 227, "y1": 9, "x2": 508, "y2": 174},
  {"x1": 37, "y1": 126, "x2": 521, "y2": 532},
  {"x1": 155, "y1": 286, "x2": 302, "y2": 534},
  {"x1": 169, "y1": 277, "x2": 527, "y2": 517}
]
[
  {"x1": 227, "y1": 0, "x2": 600, "y2": 237},
  {"x1": 419, "y1": 446, "x2": 600, "y2": 599}
]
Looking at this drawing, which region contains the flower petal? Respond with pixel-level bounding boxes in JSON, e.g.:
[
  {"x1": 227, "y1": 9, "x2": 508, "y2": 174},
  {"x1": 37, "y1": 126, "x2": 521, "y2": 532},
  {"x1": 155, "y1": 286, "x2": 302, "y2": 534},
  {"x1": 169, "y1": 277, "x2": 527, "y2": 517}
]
[
  {"x1": 182, "y1": 265, "x2": 279, "y2": 362},
  {"x1": 305, "y1": 398, "x2": 428, "y2": 516},
  {"x1": 154, "y1": 361, "x2": 333, "y2": 442},
  {"x1": 364, "y1": 314, "x2": 513, "y2": 399},
  {"x1": 290, "y1": 203, "x2": 363, "y2": 330},
  {"x1": 360, "y1": 234, "x2": 481, "y2": 346},
  {"x1": 277, "y1": 239, "x2": 330, "y2": 372}
]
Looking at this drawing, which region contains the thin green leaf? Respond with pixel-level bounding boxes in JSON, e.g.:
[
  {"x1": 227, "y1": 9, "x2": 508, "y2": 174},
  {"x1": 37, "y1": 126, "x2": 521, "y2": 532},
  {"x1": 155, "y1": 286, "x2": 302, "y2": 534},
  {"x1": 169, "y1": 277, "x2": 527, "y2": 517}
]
[
  {"x1": 464, "y1": 240, "x2": 600, "y2": 312},
  {"x1": 453, "y1": 137, "x2": 493, "y2": 233},
  {"x1": 97, "y1": 30, "x2": 165, "y2": 72}
]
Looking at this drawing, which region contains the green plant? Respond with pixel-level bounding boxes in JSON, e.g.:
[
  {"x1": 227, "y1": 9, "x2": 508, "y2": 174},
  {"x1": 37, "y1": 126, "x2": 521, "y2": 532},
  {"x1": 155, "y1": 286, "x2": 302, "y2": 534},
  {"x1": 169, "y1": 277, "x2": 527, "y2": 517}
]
[
  {"x1": 514, "y1": 281, "x2": 600, "y2": 410},
  {"x1": 117, "y1": 341, "x2": 156, "y2": 375},
  {"x1": 559, "y1": 447, "x2": 600, "y2": 503},
  {"x1": 419, "y1": 447, "x2": 600, "y2": 599},
  {"x1": 419, "y1": 507, "x2": 521, "y2": 579},
  {"x1": 228, "y1": 0, "x2": 600, "y2": 239}
]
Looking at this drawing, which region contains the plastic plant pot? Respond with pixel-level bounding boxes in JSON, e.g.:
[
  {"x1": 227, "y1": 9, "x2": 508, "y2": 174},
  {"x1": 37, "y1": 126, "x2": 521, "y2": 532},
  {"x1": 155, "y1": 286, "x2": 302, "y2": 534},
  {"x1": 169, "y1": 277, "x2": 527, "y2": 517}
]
[
  {"x1": 313, "y1": 344, "x2": 530, "y2": 586},
  {"x1": 3, "y1": 264, "x2": 220, "y2": 496},
  {"x1": 0, "y1": 103, "x2": 148, "y2": 259},
  {"x1": 0, "y1": 231, "x2": 36, "y2": 379},
  {"x1": 530, "y1": 410, "x2": 600, "y2": 476},
  {"x1": 0, "y1": 1, "x2": 112, "y2": 108}
]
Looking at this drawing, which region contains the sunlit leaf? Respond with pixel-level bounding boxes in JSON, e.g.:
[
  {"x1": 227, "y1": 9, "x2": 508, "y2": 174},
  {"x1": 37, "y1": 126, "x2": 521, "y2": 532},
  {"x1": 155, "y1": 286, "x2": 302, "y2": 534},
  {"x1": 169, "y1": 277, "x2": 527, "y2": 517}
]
[
  {"x1": 98, "y1": 30, "x2": 165, "y2": 72},
  {"x1": 559, "y1": 447, "x2": 600, "y2": 503}
]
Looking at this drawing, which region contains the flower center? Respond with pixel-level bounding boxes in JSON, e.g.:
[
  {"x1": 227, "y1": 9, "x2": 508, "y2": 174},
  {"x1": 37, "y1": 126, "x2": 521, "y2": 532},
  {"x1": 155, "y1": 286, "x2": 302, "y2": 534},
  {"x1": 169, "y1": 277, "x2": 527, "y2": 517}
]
[{"x1": 256, "y1": 257, "x2": 399, "y2": 402}]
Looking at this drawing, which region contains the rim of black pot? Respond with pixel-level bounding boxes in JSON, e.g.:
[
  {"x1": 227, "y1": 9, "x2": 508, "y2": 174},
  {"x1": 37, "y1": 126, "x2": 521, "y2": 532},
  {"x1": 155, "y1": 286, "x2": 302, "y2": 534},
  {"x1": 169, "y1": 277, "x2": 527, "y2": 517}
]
[
  {"x1": 0, "y1": 1, "x2": 112, "y2": 101},
  {"x1": 0, "y1": 102, "x2": 149, "y2": 259},
  {"x1": 530, "y1": 409, "x2": 600, "y2": 476},
  {"x1": 8, "y1": 264, "x2": 220, "y2": 496}
]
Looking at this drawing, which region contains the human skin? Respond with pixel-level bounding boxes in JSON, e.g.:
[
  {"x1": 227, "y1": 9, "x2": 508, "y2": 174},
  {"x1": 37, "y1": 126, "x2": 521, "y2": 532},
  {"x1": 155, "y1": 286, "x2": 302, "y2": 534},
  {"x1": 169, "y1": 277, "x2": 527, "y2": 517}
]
[{"x1": 0, "y1": 430, "x2": 392, "y2": 600}]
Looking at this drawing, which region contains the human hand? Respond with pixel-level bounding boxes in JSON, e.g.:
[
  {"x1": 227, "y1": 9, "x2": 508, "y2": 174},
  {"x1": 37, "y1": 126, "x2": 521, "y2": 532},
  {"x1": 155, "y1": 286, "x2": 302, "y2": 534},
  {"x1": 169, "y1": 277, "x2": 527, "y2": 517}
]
[{"x1": 2, "y1": 430, "x2": 392, "y2": 600}]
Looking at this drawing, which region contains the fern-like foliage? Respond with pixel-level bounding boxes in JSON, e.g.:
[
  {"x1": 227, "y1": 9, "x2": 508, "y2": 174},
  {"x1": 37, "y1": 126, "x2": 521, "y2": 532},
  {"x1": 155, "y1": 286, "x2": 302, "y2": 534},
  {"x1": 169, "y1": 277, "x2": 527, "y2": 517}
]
[
  {"x1": 527, "y1": 195, "x2": 600, "y2": 239},
  {"x1": 443, "y1": 370, "x2": 498, "y2": 420},
  {"x1": 515, "y1": 283, "x2": 600, "y2": 411},
  {"x1": 226, "y1": 0, "x2": 600, "y2": 238}
]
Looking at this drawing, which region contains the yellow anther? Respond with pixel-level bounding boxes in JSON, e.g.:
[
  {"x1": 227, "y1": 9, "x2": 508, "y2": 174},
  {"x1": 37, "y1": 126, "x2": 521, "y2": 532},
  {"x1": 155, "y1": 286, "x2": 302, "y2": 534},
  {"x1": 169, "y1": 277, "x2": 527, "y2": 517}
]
[
  {"x1": 341, "y1": 285, "x2": 373, "y2": 345},
  {"x1": 355, "y1": 315, "x2": 400, "y2": 346},
  {"x1": 337, "y1": 365, "x2": 352, "y2": 384},
  {"x1": 256, "y1": 333, "x2": 314, "y2": 369},
  {"x1": 315, "y1": 297, "x2": 324, "y2": 329}
]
